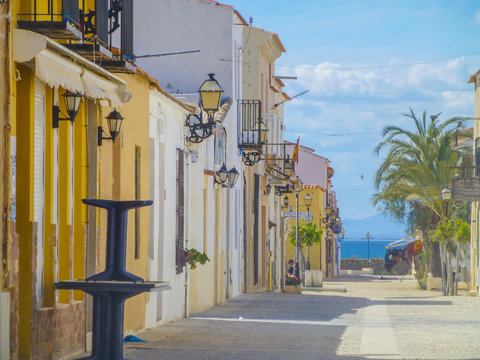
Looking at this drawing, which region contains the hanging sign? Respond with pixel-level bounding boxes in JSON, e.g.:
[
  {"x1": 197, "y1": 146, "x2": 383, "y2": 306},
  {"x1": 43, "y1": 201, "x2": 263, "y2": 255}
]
[{"x1": 452, "y1": 177, "x2": 480, "y2": 201}]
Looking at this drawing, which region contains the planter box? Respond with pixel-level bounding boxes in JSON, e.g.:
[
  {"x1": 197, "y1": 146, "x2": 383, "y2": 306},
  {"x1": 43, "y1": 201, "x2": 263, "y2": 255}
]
[
  {"x1": 304, "y1": 270, "x2": 323, "y2": 287},
  {"x1": 284, "y1": 285, "x2": 302, "y2": 294},
  {"x1": 427, "y1": 277, "x2": 442, "y2": 291}
]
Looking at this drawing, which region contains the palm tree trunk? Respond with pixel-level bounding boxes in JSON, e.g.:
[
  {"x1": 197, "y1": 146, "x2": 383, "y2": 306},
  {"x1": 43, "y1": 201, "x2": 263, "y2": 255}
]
[{"x1": 429, "y1": 239, "x2": 442, "y2": 277}]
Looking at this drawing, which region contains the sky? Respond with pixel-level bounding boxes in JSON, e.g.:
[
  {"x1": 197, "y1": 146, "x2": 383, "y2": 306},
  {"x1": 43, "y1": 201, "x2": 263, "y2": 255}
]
[{"x1": 225, "y1": 0, "x2": 480, "y2": 220}]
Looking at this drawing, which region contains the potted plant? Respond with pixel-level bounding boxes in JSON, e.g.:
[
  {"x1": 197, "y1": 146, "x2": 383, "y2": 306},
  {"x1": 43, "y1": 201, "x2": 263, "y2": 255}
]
[
  {"x1": 284, "y1": 273, "x2": 302, "y2": 294},
  {"x1": 176, "y1": 247, "x2": 210, "y2": 273}
]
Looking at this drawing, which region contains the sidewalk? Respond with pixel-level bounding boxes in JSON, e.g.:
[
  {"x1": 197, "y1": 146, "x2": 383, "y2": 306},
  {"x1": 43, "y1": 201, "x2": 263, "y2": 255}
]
[{"x1": 117, "y1": 275, "x2": 480, "y2": 359}]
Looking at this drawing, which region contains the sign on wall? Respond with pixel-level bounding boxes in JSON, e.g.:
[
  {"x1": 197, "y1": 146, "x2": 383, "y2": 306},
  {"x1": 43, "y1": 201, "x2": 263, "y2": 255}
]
[{"x1": 452, "y1": 177, "x2": 480, "y2": 201}]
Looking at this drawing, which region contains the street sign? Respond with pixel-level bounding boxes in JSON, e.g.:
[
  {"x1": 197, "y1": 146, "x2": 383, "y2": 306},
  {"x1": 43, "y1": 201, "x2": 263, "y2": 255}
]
[{"x1": 452, "y1": 177, "x2": 480, "y2": 200}]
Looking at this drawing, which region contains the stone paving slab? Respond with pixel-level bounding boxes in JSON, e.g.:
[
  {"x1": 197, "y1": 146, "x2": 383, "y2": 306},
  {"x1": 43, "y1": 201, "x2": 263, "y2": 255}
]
[{"x1": 121, "y1": 275, "x2": 480, "y2": 360}]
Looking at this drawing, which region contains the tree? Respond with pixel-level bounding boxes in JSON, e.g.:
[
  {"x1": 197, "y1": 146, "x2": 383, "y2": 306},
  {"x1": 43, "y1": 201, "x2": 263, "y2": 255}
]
[
  {"x1": 431, "y1": 218, "x2": 470, "y2": 295},
  {"x1": 373, "y1": 109, "x2": 470, "y2": 286},
  {"x1": 288, "y1": 221, "x2": 323, "y2": 270}
]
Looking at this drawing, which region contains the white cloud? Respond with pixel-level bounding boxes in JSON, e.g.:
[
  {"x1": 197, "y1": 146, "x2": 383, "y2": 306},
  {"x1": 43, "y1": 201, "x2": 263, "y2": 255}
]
[
  {"x1": 442, "y1": 91, "x2": 474, "y2": 109},
  {"x1": 475, "y1": 10, "x2": 480, "y2": 25},
  {"x1": 292, "y1": 58, "x2": 470, "y2": 100}
]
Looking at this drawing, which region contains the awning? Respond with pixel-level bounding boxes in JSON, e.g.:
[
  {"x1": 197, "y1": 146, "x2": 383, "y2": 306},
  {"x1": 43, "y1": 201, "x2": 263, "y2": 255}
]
[{"x1": 14, "y1": 29, "x2": 131, "y2": 107}]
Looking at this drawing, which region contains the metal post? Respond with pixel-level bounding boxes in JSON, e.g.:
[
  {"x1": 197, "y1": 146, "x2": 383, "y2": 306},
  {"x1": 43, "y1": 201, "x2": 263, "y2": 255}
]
[
  {"x1": 366, "y1": 232, "x2": 371, "y2": 264},
  {"x1": 295, "y1": 192, "x2": 299, "y2": 278}
]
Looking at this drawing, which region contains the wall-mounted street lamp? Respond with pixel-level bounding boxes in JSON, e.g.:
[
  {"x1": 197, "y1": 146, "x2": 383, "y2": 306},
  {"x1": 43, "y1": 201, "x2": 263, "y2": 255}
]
[
  {"x1": 264, "y1": 183, "x2": 272, "y2": 195},
  {"x1": 98, "y1": 109, "x2": 125, "y2": 146},
  {"x1": 284, "y1": 157, "x2": 294, "y2": 177},
  {"x1": 226, "y1": 166, "x2": 239, "y2": 187},
  {"x1": 257, "y1": 120, "x2": 268, "y2": 144},
  {"x1": 214, "y1": 164, "x2": 239, "y2": 187},
  {"x1": 283, "y1": 195, "x2": 289, "y2": 209},
  {"x1": 186, "y1": 73, "x2": 224, "y2": 143},
  {"x1": 52, "y1": 91, "x2": 83, "y2": 128}
]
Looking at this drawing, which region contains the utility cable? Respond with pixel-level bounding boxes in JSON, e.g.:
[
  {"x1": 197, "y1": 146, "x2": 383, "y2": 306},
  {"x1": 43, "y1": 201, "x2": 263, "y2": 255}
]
[{"x1": 220, "y1": 51, "x2": 480, "y2": 72}]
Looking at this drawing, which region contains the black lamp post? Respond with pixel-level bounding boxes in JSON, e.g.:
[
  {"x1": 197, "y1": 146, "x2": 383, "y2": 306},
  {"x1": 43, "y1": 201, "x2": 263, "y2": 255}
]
[
  {"x1": 186, "y1": 73, "x2": 224, "y2": 143},
  {"x1": 52, "y1": 91, "x2": 83, "y2": 128},
  {"x1": 98, "y1": 109, "x2": 125, "y2": 146}
]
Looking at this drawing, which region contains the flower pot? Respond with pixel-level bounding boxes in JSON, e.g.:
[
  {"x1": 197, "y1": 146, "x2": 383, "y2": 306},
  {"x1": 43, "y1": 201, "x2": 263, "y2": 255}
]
[{"x1": 284, "y1": 285, "x2": 302, "y2": 294}]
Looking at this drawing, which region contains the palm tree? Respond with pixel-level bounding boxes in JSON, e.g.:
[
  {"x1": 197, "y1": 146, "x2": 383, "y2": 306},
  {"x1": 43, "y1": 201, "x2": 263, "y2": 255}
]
[{"x1": 373, "y1": 109, "x2": 469, "y2": 279}]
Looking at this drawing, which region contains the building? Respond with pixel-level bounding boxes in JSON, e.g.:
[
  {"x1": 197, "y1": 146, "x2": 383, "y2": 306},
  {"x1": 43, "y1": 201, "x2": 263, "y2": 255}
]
[
  {"x1": 134, "y1": 0, "x2": 245, "y2": 312},
  {"x1": 240, "y1": 25, "x2": 289, "y2": 292},
  {"x1": 9, "y1": 0, "x2": 137, "y2": 357},
  {"x1": 468, "y1": 71, "x2": 480, "y2": 293}
]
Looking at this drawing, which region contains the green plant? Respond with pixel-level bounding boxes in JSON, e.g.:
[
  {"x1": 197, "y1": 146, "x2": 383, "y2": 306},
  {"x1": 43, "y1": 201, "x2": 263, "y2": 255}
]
[
  {"x1": 414, "y1": 253, "x2": 428, "y2": 289},
  {"x1": 285, "y1": 273, "x2": 301, "y2": 286},
  {"x1": 186, "y1": 248, "x2": 210, "y2": 269}
]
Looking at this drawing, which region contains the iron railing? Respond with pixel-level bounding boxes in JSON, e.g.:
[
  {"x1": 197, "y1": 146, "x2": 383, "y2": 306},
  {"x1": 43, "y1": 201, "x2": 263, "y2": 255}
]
[{"x1": 237, "y1": 100, "x2": 262, "y2": 150}]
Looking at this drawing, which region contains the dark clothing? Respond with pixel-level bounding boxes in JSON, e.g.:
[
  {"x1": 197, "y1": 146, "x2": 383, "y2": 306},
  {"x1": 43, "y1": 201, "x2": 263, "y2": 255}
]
[{"x1": 288, "y1": 265, "x2": 294, "y2": 274}]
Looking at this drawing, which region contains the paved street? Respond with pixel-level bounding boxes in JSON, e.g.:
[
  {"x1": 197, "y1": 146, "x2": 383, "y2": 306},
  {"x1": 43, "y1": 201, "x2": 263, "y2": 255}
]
[{"x1": 124, "y1": 275, "x2": 480, "y2": 360}]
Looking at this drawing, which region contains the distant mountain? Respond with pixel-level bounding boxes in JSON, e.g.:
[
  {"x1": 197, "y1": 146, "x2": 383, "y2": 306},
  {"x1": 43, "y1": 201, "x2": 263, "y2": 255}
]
[{"x1": 342, "y1": 213, "x2": 408, "y2": 240}]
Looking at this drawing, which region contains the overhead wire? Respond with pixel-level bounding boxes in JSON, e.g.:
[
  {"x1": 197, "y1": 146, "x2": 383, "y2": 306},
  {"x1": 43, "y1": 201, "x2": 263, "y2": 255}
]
[
  {"x1": 219, "y1": 51, "x2": 480, "y2": 72},
  {"x1": 284, "y1": 128, "x2": 378, "y2": 137}
]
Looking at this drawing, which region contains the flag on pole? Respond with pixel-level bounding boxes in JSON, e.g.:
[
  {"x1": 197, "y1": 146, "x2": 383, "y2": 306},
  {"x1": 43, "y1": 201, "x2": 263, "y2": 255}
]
[{"x1": 291, "y1": 136, "x2": 300, "y2": 164}]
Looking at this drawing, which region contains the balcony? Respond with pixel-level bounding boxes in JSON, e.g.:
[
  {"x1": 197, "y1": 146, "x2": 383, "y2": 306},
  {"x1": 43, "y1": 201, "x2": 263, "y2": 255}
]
[
  {"x1": 238, "y1": 100, "x2": 263, "y2": 150},
  {"x1": 17, "y1": 0, "x2": 82, "y2": 40},
  {"x1": 18, "y1": 0, "x2": 136, "y2": 74}
]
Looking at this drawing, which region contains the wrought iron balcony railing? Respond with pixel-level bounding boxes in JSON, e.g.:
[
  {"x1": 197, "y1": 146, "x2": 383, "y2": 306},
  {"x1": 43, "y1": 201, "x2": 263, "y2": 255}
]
[
  {"x1": 17, "y1": 0, "x2": 83, "y2": 40},
  {"x1": 18, "y1": 0, "x2": 135, "y2": 73},
  {"x1": 237, "y1": 99, "x2": 263, "y2": 150}
]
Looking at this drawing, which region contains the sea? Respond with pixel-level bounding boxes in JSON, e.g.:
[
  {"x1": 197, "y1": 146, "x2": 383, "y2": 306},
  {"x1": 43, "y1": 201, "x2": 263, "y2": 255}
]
[{"x1": 340, "y1": 239, "x2": 393, "y2": 260}]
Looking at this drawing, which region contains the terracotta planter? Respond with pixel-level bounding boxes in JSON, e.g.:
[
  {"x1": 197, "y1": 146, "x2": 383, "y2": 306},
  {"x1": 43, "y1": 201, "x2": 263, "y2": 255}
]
[{"x1": 284, "y1": 285, "x2": 302, "y2": 294}]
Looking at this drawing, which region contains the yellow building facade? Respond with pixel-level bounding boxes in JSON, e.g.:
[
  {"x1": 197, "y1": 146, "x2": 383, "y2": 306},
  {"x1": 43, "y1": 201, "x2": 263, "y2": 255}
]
[
  {"x1": 284, "y1": 187, "x2": 326, "y2": 275},
  {"x1": 10, "y1": 0, "x2": 134, "y2": 358}
]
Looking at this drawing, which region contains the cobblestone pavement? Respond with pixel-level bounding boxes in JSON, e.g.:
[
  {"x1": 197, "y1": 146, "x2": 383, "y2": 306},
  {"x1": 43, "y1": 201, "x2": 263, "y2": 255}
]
[{"x1": 123, "y1": 275, "x2": 480, "y2": 360}]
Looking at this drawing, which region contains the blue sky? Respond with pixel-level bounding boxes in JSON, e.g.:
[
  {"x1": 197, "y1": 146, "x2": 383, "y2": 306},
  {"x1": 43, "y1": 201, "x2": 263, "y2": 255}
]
[{"x1": 226, "y1": 0, "x2": 480, "y2": 220}]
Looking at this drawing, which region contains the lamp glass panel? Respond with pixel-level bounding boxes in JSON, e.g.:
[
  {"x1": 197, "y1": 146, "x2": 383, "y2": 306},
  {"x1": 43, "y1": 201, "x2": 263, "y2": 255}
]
[
  {"x1": 198, "y1": 74, "x2": 224, "y2": 112},
  {"x1": 304, "y1": 193, "x2": 312, "y2": 207},
  {"x1": 283, "y1": 195, "x2": 289, "y2": 208},
  {"x1": 442, "y1": 188, "x2": 452, "y2": 200},
  {"x1": 218, "y1": 164, "x2": 228, "y2": 184},
  {"x1": 200, "y1": 91, "x2": 223, "y2": 112},
  {"x1": 63, "y1": 91, "x2": 82, "y2": 119},
  {"x1": 227, "y1": 167, "x2": 239, "y2": 186},
  {"x1": 257, "y1": 121, "x2": 268, "y2": 144},
  {"x1": 106, "y1": 110, "x2": 124, "y2": 140}
]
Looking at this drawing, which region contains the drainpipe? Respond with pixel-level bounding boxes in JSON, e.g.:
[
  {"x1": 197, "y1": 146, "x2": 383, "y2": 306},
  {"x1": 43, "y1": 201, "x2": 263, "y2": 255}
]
[{"x1": 2, "y1": 0, "x2": 12, "y2": 292}]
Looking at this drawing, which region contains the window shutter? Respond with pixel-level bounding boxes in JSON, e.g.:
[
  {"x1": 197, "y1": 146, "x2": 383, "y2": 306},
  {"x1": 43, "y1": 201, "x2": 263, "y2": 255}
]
[
  {"x1": 34, "y1": 84, "x2": 45, "y2": 304},
  {"x1": 176, "y1": 149, "x2": 185, "y2": 272}
]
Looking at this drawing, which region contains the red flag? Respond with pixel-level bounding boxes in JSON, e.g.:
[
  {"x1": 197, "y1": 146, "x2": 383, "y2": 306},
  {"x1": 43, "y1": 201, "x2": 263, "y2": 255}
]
[{"x1": 291, "y1": 137, "x2": 300, "y2": 164}]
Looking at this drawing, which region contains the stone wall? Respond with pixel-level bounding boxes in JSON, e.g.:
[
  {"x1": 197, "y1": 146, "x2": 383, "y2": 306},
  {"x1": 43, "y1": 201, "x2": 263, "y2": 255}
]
[
  {"x1": 31, "y1": 302, "x2": 85, "y2": 359},
  {"x1": 341, "y1": 258, "x2": 385, "y2": 275}
]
